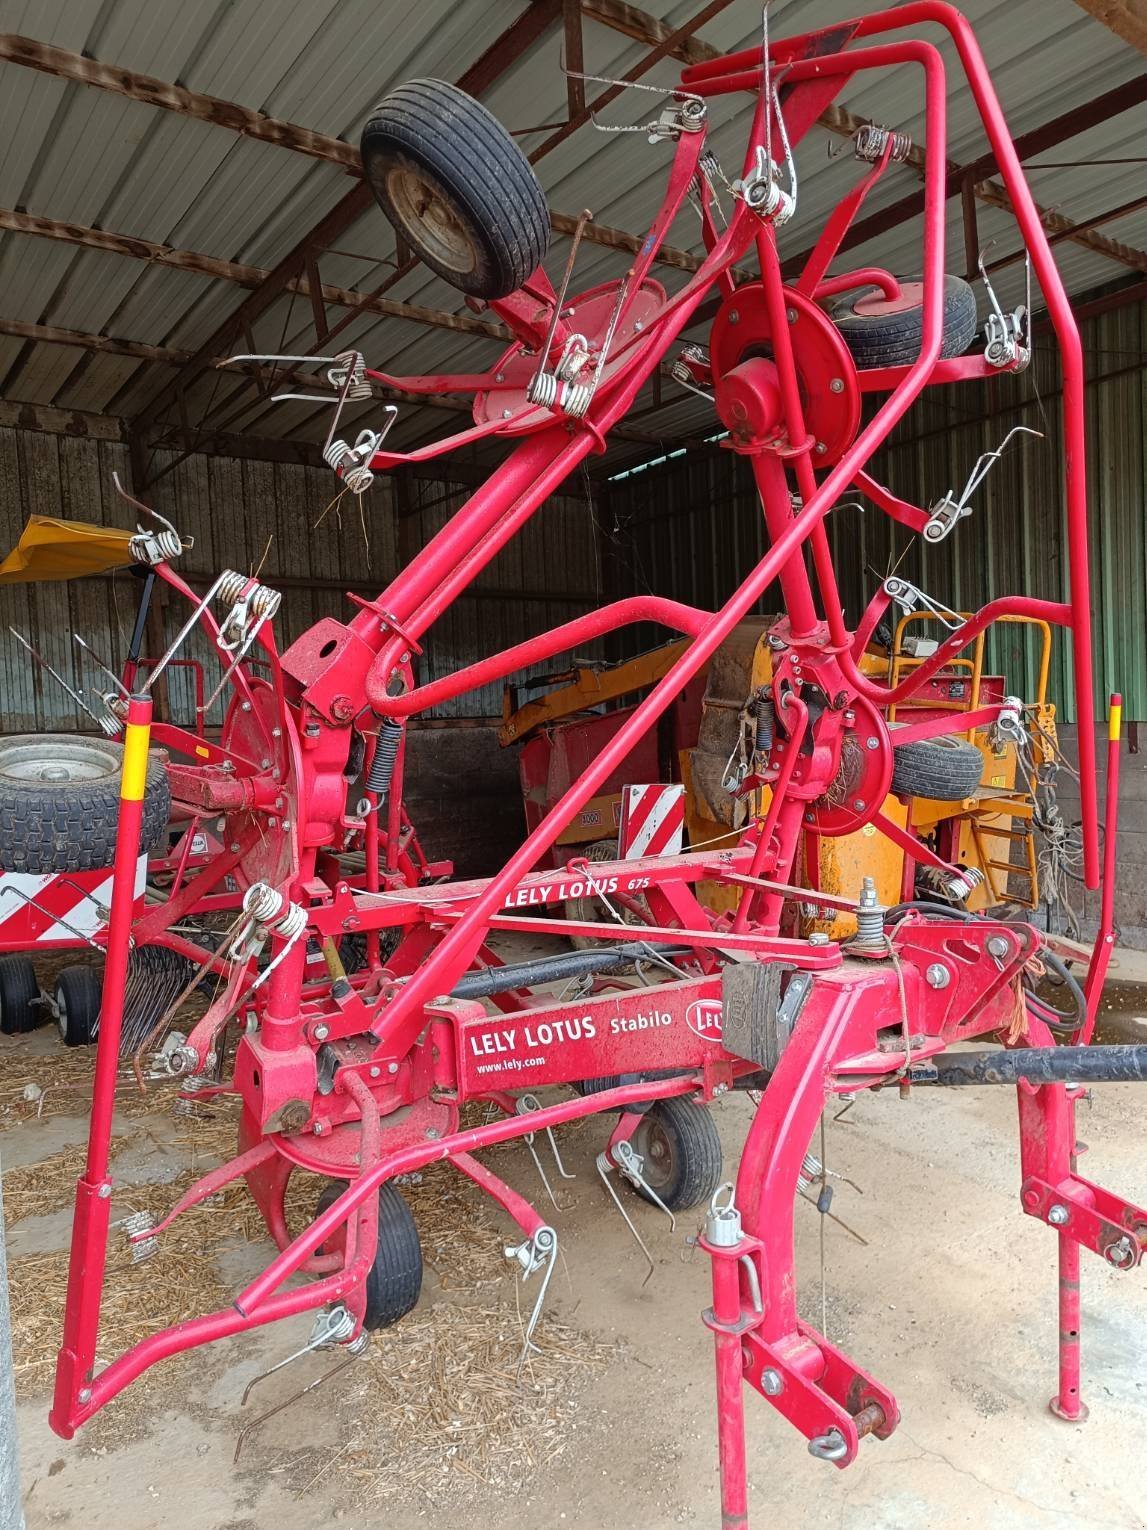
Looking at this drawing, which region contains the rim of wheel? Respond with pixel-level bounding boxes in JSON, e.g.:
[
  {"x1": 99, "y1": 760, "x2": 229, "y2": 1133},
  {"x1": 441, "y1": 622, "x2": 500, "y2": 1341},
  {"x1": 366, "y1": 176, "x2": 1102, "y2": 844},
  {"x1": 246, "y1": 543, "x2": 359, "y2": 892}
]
[
  {"x1": 386, "y1": 166, "x2": 478, "y2": 277},
  {"x1": 635, "y1": 1112, "x2": 675, "y2": 1194},
  {"x1": 0, "y1": 737, "x2": 116, "y2": 784},
  {"x1": 55, "y1": 985, "x2": 68, "y2": 1042}
]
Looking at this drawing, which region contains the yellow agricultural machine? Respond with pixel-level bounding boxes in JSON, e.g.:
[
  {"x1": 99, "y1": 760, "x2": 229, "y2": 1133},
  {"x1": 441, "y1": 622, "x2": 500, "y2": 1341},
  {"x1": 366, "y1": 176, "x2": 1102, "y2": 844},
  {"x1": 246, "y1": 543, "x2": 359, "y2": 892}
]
[{"x1": 501, "y1": 615, "x2": 1059, "y2": 936}]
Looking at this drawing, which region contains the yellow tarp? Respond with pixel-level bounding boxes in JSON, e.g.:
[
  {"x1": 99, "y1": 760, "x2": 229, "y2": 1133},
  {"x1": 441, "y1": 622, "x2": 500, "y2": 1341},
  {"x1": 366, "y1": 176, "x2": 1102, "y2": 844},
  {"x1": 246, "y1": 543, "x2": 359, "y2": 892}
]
[{"x1": 0, "y1": 516, "x2": 137, "y2": 583}]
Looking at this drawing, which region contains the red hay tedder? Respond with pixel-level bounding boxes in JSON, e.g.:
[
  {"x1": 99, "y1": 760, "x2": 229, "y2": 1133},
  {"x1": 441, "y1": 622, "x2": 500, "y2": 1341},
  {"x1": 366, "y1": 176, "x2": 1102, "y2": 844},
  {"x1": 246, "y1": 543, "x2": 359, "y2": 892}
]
[{"x1": 24, "y1": 5, "x2": 1145, "y2": 1521}]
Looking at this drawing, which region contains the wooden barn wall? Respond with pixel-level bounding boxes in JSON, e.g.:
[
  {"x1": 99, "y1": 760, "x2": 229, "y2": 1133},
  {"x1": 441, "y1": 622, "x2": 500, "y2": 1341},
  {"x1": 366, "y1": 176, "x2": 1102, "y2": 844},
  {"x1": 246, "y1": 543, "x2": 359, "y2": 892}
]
[
  {"x1": 0, "y1": 431, "x2": 603, "y2": 732},
  {"x1": 601, "y1": 298, "x2": 1147, "y2": 725}
]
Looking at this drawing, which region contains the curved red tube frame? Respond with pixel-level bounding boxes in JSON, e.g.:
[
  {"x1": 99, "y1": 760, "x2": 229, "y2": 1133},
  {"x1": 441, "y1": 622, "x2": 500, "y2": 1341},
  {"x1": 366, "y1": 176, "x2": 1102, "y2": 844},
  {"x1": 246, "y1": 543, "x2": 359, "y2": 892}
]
[{"x1": 52, "y1": 3, "x2": 1110, "y2": 1446}]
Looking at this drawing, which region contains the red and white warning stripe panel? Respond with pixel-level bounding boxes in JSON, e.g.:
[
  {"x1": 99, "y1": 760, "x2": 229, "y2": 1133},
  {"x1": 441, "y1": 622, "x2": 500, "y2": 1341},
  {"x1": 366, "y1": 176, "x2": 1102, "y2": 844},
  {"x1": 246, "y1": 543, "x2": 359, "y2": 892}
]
[
  {"x1": 0, "y1": 856, "x2": 148, "y2": 949},
  {"x1": 618, "y1": 784, "x2": 686, "y2": 860}
]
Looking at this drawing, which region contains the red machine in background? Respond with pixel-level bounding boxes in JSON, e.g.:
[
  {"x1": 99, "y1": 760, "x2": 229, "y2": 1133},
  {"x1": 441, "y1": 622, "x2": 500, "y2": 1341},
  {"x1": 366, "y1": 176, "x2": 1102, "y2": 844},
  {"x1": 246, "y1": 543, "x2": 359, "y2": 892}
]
[{"x1": 23, "y1": 8, "x2": 1144, "y2": 1525}]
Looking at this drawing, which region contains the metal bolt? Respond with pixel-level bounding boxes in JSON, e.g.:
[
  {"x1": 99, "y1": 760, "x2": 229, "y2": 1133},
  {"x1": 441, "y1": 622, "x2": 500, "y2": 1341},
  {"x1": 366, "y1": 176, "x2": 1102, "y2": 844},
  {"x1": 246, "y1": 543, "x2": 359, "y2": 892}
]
[
  {"x1": 925, "y1": 963, "x2": 950, "y2": 990},
  {"x1": 495, "y1": 371, "x2": 505, "y2": 382},
  {"x1": 388, "y1": 1061, "x2": 399, "y2": 1074},
  {"x1": 241, "y1": 701, "x2": 252, "y2": 712},
  {"x1": 502, "y1": 408, "x2": 512, "y2": 419},
  {"x1": 786, "y1": 307, "x2": 798, "y2": 324},
  {"x1": 97, "y1": 1183, "x2": 112, "y2": 1199},
  {"x1": 431, "y1": 995, "x2": 451, "y2": 1007},
  {"x1": 272, "y1": 726, "x2": 282, "y2": 738},
  {"x1": 426, "y1": 1127, "x2": 440, "y2": 1140},
  {"x1": 728, "y1": 311, "x2": 739, "y2": 325},
  {"x1": 369, "y1": 1066, "x2": 380, "y2": 1078},
  {"x1": 814, "y1": 441, "x2": 827, "y2": 455},
  {"x1": 1048, "y1": 1203, "x2": 1069, "y2": 1226},
  {"x1": 865, "y1": 737, "x2": 879, "y2": 750},
  {"x1": 282, "y1": 819, "x2": 291, "y2": 830},
  {"x1": 808, "y1": 932, "x2": 830, "y2": 947},
  {"x1": 829, "y1": 378, "x2": 844, "y2": 393},
  {"x1": 78, "y1": 1387, "x2": 91, "y2": 1404},
  {"x1": 852, "y1": 798, "x2": 866, "y2": 811},
  {"x1": 633, "y1": 319, "x2": 643, "y2": 331},
  {"x1": 761, "y1": 1368, "x2": 785, "y2": 1396},
  {"x1": 768, "y1": 634, "x2": 786, "y2": 650},
  {"x1": 260, "y1": 757, "x2": 271, "y2": 769},
  {"x1": 229, "y1": 842, "x2": 240, "y2": 853},
  {"x1": 314, "y1": 1023, "x2": 330, "y2": 1042},
  {"x1": 986, "y1": 935, "x2": 1010, "y2": 959}
]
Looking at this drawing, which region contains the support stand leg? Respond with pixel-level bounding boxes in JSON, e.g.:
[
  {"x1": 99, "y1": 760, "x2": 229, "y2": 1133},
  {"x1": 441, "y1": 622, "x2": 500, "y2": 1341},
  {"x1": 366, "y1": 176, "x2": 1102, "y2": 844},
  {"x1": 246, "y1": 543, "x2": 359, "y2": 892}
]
[{"x1": 1049, "y1": 1228, "x2": 1087, "y2": 1421}]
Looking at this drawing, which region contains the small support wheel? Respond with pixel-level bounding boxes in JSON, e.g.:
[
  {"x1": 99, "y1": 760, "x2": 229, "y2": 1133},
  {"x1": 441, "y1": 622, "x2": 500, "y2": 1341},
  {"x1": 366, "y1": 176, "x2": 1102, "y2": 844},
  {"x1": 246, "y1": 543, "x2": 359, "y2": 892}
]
[
  {"x1": 361, "y1": 79, "x2": 550, "y2": 300},
  {"x1": 55, "y1": 965, "x2": 103, "y2": 1047},
  {"x1": 0, "y1": 954, "x2": 41, "y2": 1035},
  {"x1": 889, "y1": 730, "x2": 984, "y2": 801},
  {"x1": 315, "y1": 1180, "x2": 423, "y2": 1330},
  {"x1": 631, "y1": 1097, "x2": 723, "y2": 1212}
]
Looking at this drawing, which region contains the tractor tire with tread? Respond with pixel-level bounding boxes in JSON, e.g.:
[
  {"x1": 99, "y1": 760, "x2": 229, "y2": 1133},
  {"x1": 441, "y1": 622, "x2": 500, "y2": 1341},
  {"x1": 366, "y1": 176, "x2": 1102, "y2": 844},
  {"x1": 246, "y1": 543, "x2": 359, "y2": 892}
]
[
  {"x1": 890, "y1": 731, "x2": 984, "y2": 802},
  {"x1": 55, "y1": 964, "x2": 102, "y2": 1047},
  {"x1": 0, "y1": 734, "x2": 169, "y2": 874},
  {"x1": 826, "y1": 275, "x2": 978, "y2": 367},
  {"x1": 361, "y1": 79, "x2": 550, "y2": 300},
  {"x1": 0, "y1": 954, "x2": 41, "y2": 1035},
  {"x1": 315, "y1": 1179, "x2": 423, "y2": 1330},
  {"x1": 632, "y1": 1097, "x2": 723, "y2": 1212}
]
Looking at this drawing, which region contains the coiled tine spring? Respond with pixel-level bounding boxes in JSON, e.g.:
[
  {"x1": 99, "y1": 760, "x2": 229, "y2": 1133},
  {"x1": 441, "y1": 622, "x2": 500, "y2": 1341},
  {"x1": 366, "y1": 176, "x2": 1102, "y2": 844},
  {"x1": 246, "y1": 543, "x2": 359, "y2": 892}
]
[{"x1": 854, "y1": 124, "x2": 912, "y2": 163}]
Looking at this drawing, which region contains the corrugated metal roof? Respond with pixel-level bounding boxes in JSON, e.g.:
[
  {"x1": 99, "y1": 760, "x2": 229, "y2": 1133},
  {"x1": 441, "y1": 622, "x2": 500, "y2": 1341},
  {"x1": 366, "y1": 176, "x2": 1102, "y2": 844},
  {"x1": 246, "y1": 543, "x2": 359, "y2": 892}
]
[{"x1": 0, "y1": 0, "x2": 1144, "y2": 465}]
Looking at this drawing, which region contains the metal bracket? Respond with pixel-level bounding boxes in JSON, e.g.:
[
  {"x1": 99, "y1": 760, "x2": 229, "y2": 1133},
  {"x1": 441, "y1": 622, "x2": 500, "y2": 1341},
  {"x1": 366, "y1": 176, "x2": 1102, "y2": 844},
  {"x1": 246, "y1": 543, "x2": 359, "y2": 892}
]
[
  {"x1": 881, "y1": 576, "x2": 963, "y2": 631},
  {"x1": 978, "y1": 246, "x2": 1032, "y2": 371}
]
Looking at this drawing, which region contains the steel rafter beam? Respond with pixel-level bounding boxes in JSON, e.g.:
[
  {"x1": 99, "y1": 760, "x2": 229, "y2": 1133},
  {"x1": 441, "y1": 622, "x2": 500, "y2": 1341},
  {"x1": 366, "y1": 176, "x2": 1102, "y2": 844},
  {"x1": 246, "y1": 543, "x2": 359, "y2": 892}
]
[
  {"x1": 0, "y1": 34, "x2": 361, "y2": 167},
  {"x1": 129, "y1": 0, "x2": 566, "y2": 441},
  {"x1": 0, "y1": 211, "x2": 505, "y2": 339},
  {"x1": 0, "y1": 29, "x2": 714, "y2": 281},
  {"x1": 1069, "y1": 0, "x2": 1147, "y2": 53}
]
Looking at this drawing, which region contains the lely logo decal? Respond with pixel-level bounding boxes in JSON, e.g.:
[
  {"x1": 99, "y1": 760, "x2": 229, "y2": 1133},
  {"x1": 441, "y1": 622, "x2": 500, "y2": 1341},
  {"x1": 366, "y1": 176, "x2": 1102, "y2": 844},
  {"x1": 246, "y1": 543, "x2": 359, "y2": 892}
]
[{"x1": 686, "y1": 999, "x2": 723, "y2": 1042}]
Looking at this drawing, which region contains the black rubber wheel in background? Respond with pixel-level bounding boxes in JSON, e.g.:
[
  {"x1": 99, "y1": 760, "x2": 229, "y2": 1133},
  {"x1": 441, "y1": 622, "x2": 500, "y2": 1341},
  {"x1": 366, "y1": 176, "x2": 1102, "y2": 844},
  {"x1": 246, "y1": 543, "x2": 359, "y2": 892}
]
[
  {"x1": 631, "y1": 1097, "x2": 723, "y2": 1212},
  {"x1": 361, "y1": 78, "x2": 550, "y2": 299},
  {"x1": 890, "y1": 732, "x2": 985, "y2": 802},
  {"x1": 315, "y1": 1179, "x2": 423, "y2": 1330},
  {"x1": 0, "y1": 954, "x2": 41, "y2": 1035},
  {"x1": 55, "y1": 965, "x2": 103, "y2": 1048},
  {"x1": 0, "y1": 734, "x2": 170, "y2": 873},
  {"x1": 826, "y1": 275, "x2": 978, "y2": 367}
]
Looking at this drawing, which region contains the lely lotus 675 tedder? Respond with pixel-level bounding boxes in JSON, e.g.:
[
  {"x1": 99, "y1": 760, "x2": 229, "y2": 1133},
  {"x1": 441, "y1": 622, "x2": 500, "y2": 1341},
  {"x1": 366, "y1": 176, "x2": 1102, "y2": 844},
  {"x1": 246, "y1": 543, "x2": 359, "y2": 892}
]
[{"x1": 40, "y1": 5, "x2": 1145, "y2": 1522}]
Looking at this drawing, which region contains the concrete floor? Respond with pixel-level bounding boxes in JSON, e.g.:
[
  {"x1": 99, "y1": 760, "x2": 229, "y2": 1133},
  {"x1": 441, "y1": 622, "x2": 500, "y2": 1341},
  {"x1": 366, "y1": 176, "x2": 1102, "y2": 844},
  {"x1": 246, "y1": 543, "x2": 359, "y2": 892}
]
[{"x1": 7, "y1": 981, "x2": 1147, "y2": 1529}]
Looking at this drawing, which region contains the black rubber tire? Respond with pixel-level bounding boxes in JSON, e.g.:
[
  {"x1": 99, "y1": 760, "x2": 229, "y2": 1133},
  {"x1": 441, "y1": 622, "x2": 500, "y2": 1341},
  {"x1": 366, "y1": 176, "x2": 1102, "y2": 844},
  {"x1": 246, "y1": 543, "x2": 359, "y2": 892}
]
[
  {"x1": 0, "y1": 954, "x2": 41, "y2": 1035},
  {"x1": 890, "y1": 732, "x2": 984, "y2": 802},
  {"x1": 55, "y1": 965, "x2": 102, "y2": 1048},
  {"x1": 316, "y1": 1180, "x2": 423, "y2": 1331},
  {"x1": 361, "y1": 79, "x2": 550, "y2": 299},
  {"x1": 631, "y1": 1097, "x2": 723, "y2": 1212},
  {"x1": 826, "y1": 275, "x2": 978, "y2": 366},
  {"x1": 0, "y1": 734, "x2": 170, "y2": 874}
]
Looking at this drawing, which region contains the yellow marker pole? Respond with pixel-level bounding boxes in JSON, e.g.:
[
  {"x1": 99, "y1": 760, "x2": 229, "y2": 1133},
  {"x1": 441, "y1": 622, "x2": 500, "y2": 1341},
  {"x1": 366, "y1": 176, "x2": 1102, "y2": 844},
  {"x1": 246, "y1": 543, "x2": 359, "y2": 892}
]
[{"x1": 51, "y1": 693, "x2": 154, "y2": 1437}]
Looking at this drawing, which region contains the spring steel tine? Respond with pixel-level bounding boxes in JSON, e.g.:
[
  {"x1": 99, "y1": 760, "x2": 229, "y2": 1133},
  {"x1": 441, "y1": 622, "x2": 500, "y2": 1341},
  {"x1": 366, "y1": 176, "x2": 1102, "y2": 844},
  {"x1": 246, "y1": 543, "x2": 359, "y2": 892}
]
[
  {"x1": 73, "y1": 634, "x2": 131, "y2": 699},
  {"x1": 9, "y1": 628, "x2": 115, "y2": 734},
  {"x1": 0, "y1": 883, "x2": 113, "y2": 953},
  {"x1": 545, "y1": 1125, "x2": 576, "y2": 1180},
  {"x1": 233, "y1": 1351, "x2": 361, "y2": 1464},
  {"x1": 518, "y1": 1093, "x2": 575, "y2": 1187},
  {"x1": 516, "y1": 1226, "x2": 558, "y2": 1380},
  {"x1": 515, "y1": 1096, "x2": 560, "y2": 1211},
  {"x1": 595, "y1": 1151, "x2": 656, "y2": 1286}
]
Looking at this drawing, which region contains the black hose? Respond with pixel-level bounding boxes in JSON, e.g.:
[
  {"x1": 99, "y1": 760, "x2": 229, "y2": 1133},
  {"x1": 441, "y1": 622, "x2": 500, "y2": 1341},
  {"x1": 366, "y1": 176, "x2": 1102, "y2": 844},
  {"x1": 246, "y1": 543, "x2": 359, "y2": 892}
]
[
  {"x1": 886, "y1": 899, "x2": 975, "y2": 925},
  {"x1": 451, "y1": 942, "x2": 687, "y2": 999},
  {"x1": 1024, "y1": 944, "x2": 1086, "y2": 1034},
  {"x1": 924, "y1": 1044, "x2": 1147, "y2": 1087}
]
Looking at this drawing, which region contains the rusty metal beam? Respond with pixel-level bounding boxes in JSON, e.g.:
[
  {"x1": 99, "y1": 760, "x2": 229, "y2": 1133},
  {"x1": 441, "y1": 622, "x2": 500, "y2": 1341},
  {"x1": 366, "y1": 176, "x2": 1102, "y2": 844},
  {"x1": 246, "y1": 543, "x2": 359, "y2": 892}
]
[
  {"x1": 1069, "y1": 0, "x2": 1147, "y2": 53},
  {"x1": 0, "y1": 210, "x2": 505, "y2": 339},
  {"x1": 986, "y1": 190, "x2": 1147, "y2": 273},
  {"x1": 530, "y1": 0, "x2": 735, "y2": 162},
  {"x1": 0, "y1": 34, "x2": 361, "y2": 168}
]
